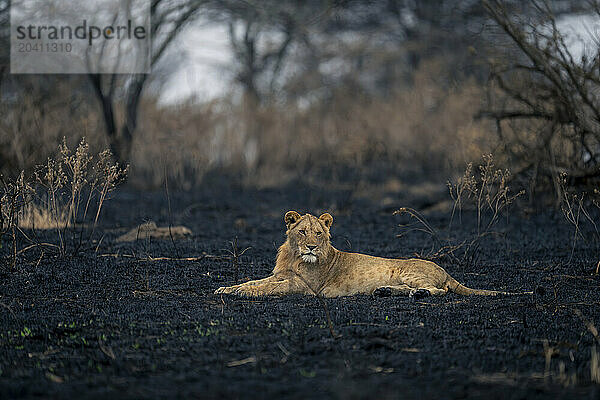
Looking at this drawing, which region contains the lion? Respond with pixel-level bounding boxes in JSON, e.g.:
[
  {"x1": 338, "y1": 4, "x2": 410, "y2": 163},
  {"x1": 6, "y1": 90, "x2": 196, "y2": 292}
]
[{"x1": 214, "y1": 211, "x2": 521, "y2": 298}]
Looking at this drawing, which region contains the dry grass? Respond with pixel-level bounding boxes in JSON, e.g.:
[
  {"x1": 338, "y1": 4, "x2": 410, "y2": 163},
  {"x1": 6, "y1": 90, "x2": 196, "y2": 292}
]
[
  {"x1": 3, "y1": 61, "x2": 577, "y2": 198},
  {"x1": 0, "y1": 53, "x2": 593, "y2": 199},
  {"x1": 396, "y1": 154, "x2": 523, "y2": 265},
  {"x1": 0, "y1": 171, "x2": 34, "y2": 270},
  {"x1": 131, "y1": 63, "x2": 495, "y2": 188},
  {"x1": 555, "y1": 175, "x2": 600, "y2": 265},
  {"x1": 448, "y1": 154, "x2": 524, "y2": 232},
  {"x1": 0, "y1": 62, "x2": 502, "y2": 191},
  {"x1": 33, "y1": 138, "x2": 128, "y2": 255},
  {"x1": 18, "y1": 203, "x2": 69, "y2": 230},
  {"x1": 0, "y1": 138, "x2": 127, "y2": 261}
]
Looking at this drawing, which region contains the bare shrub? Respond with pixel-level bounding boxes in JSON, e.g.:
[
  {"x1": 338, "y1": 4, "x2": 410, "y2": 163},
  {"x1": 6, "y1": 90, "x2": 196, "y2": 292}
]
[
  {"x1": 557, "y1": 174, "x2": 600, "y2": 265},
  {"x1": 397, "y1": 154, "x2": 523, "y2": 266},
  {"x1": 448, "y1": 154, "x2": 524, "y2": 234},
  {"x1": 0, "y1": 172, "x2": 34, "y2": 270},
  {"x1": 1, "y1": 138, "x2": 128, "y2": 261},
  {"x1": 37, "y1": 138, "x2": 128, "y2": 255},
  {"x1": 481, "y1": 0, "x2": 600, "y2": 194}
]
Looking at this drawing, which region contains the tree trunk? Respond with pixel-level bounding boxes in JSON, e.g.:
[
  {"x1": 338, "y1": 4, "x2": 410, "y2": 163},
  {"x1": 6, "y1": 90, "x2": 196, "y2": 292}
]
[
  {"x1": 118, "y1": 75, "x2": 148, "y2": 165},
  {"x1": 89, "y1": 73, "x2": 143, "y2": 165}
]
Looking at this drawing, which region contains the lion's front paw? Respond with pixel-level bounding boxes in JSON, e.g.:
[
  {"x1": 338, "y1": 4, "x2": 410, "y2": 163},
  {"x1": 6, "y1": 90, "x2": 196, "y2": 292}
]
[
  {"x1": 214, "y1": 286, "x2": 234, "y2": 295},
  {"x1": 372, "y1": 287, "x2": 392, "y2": 297},
  {"x1": 215, "y1": 285, "x2": 262, "y2": 297}
]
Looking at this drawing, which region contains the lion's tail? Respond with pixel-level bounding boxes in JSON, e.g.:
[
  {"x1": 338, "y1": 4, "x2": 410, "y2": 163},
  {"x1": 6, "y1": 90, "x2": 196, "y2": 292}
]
[{"x1": 445, "y1": 276, "x2": 530, "y2": 296}]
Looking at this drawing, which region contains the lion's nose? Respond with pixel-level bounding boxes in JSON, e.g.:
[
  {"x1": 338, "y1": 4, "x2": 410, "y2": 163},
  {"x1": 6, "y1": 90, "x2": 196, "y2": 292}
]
[{"x1": 307, "y1": 245, "x2": 317, "y2": 251}]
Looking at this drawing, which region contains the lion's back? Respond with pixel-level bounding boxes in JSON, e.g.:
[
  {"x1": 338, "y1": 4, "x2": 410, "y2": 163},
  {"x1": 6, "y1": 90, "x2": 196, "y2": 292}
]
[{"x1": 330, "y1": 251, "x2": 449, "y2": 294}]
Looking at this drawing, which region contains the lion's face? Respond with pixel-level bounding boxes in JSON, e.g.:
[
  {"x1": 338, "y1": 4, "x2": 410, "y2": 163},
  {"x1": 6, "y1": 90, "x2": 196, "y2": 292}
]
[{"x1": 284, "y1": 211, "x2": 333, "y2": 264}]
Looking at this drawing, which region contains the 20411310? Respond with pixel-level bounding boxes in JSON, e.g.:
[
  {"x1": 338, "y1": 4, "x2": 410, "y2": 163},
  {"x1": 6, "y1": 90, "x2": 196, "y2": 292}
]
[{"x1": 17, "y1": 42, "x2": 72, "y2": 53}]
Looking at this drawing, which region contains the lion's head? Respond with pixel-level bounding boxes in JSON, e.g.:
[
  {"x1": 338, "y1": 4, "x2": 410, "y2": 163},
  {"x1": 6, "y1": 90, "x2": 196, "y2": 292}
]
[{"x1": 284, "y1": 211, "x2": 333, "y2": 264}]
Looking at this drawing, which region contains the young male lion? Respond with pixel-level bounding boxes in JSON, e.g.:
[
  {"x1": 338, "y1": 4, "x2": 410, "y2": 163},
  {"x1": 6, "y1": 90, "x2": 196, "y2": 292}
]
[{"x1": 214, "y1": 211, "x2": 514, "y2": 298}]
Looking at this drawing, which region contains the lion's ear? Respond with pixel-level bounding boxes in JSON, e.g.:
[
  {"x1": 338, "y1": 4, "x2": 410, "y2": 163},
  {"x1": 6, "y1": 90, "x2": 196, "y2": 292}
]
[
  {"x1": 319, "y1": 213, "x2": 333, "y2": 229},
  {"x1": 284, "y1": 211, "x2": 301, "y2": 228}
]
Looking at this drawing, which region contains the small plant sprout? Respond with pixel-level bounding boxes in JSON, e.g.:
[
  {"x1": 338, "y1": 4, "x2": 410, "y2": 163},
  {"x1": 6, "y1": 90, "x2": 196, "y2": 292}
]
[{"x1": 224, "y1": 237, "x2": 251, "y2": 283}]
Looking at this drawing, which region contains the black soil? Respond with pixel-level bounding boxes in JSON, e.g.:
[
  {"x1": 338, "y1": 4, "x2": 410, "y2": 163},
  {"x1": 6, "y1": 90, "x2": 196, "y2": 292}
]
[{"x1": 1, "y1": 181, "x2": 599, "y2": 399}]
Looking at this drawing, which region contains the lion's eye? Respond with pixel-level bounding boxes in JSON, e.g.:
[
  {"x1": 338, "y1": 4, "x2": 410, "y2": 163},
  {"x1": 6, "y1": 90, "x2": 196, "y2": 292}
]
[
  {"x1": 299, "y1": 229, "x2": 306, "y2": 235},
  {"x1": 316, "y1": 231, "x2": 322, "y2": 236}
]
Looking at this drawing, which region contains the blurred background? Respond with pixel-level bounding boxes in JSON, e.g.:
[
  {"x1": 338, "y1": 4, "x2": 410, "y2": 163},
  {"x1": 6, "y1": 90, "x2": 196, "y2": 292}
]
[{"x1": 1, "y1": 0, "x2": 600, "y2": 203}]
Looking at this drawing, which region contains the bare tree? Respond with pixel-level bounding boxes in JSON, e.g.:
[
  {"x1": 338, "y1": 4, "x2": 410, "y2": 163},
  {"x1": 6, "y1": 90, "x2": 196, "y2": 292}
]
[
  {"x1": 89, "y1": 0, "x2": 205, "y2": 164},
  {"x1": 480, "y1": 0, "x2": 600, "y2": 192},
  {"x1": 211, "y1": 0, "x2": 334, "y2": 103}
]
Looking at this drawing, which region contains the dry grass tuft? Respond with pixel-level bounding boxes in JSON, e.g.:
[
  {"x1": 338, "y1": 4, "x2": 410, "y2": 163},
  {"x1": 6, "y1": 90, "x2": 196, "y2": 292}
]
[
  {"x1": 397, "y1": 154, "x2": 523, "y2": 265},
  {"x1": 556, "y1": 175, "x2": 600, "y2": 264},
  {"x1": 18, "y1": 203, "x2": 69, "y2": 230},
  {"x1": 0, "y1": 171, "x2": 35, "y2": 270},
  {"x1": 0, "y1": 138, "x2": 127, "y2": 262},
  {"x1": 448, "y1": 154, "x2": 524, "y2": 232},
  {"x1": 447, "y1": 154, "x2": 523, "y2": 264}
]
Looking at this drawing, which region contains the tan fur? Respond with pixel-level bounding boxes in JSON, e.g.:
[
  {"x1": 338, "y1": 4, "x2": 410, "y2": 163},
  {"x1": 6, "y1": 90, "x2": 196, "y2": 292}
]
[{"x1": 214, "y1": 211, "x2": 520, "y2": 298}]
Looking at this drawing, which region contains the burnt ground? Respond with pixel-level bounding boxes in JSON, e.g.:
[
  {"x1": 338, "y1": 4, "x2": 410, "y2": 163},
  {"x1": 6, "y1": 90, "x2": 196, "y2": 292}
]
[{"x1": 1, "y1": 178, "x2": 600, "y2": 399}]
